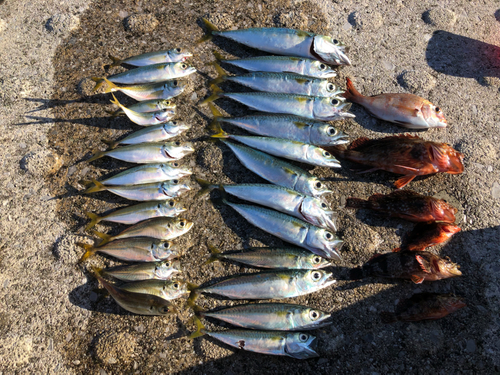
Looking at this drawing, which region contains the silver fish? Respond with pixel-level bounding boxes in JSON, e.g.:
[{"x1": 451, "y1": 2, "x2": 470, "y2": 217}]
[
  {"x1": 110, "y1": 94, "x2": 175, "y2": 126},
  {"x1": 93, "y1": 78, "x2": 188, "y2": 101},
  {"x1": 93, "y1": 61, "x2": 196, "y2": 86},
  {"x1": 224, "y1": 200, "x2": 342, "y2": 260},
  {"x1": 198, "y1": 303, "x2": 332, "y2": 331},
  {"x1": 197, "y1": 179, "x2": 336, "y2": 231},
  {"x1": 212, "y1": 125, "x2": 341, "y2": 168},
  {"x1": 209, "y1": 103, "x2": 349, "y2": 146},
  {"x1": 107, "y1": 99, "x2": 175, "y2": 117},
  {"x1": 213, "y1": 51, "x2": 337, "y2": 78},
  {"x1": 93, "y1": 217, "x2": 193, "y2": 245},
  {"x1": 119, "y1": 278, "x2": 189, "y2": 300},
  {"x1": 190, "y1": 319, "x2": 319, "y2": 359},
  {"x1": 103, "y1": 121, "x2": 191, "y2": 149},
  {"x1": 88, "y1": 162, "x2": 192, "y2": 186},
  {"x1": 211, "y1": 65, "x2": 344, "y2": 97},
  {"x1": 77, "y1": 238, "x2": 180, "y2": 263},
  {"x1": 84, "y1": 200, "x2": 186, "y2": 230},
  {"x1": 193, "y1": 269, "x2": 336, "y2": 300},
  {"x1": 107, "y1": 48, "x2": 192, "y2": 68},
  {"x1": 202, "y1": 18, "x2": 350, "y2": 65},
  {"x1": 202, "y1": 88, "x2": 353, "y2": 121},
  {"x1": 95, "y1": 270, "x2": 177, "y2": 316},
  {"x1": 220, "y1": 140, "x2": 330, "y2": 198},
  {"x1": 101, "y1": 260, "x2": 181, "y2": 281},
  {"x1": 205, "y1": 244, "x2": 332, "y2": 269},
  {"x1": 87, "y1": 141, "x2": 194, "y2": 164},
  {"x1": 84, "y1": 179, "x2": 190, "y2": 201}
]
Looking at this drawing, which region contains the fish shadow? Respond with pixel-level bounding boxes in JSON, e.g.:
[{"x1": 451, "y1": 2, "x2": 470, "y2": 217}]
[{"x1": 426, "y1": 30, "x2": 500, "y2": 82}]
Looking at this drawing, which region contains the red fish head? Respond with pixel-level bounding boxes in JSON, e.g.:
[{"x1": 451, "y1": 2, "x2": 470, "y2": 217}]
[
  {"x1": 434, "y1": 256, "x2": 462, "y2": 279},
  {"x1": 422, "y1": 102, "x2": 447, "y2": 128},
  {"x1": 429, "y1": 143, "x2": 464, "y2": 174},
  {"x1": 430, "y1": 199, "x2": 458, "y2": 223},
  {"x1": 439, "y1": 294, "x2": 467, "y2": 313},
  {"x1": 441, "y1": 223, "x2": 461, "y2": 235}
]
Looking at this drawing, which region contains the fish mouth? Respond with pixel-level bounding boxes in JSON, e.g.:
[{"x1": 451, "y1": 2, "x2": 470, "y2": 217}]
[
  {"x1": 336, "y1": 51, "x2": 351, "y2": 66},
  {"x1": 332, "y1": 135, "x2": 350, "y2": 145},
  {"x1": 184, "y1": 67, "x2": 197, "y2": 76},
  {"x1": 184, "y1": 221, "x2": 194, "y2": 231}
]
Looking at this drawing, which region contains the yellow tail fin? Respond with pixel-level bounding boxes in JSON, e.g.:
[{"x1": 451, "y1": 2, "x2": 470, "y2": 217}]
[
  {"x1": 208, "y1": 102, "x2": 223, "y2": 118},
  {"x1": 92, "y1": 230, "x2": 113, "y2": 247},
  {"x1": 86, "y1": 150, "x2": 107, "y2": 163},
  {"x1": 212, "y1": 50, "x2": 224, "y2": 61},
  {"x1": 101, "y1": 138, "x2": 120, "y2": 150},
  {"x1": 196, "y1": 18, "x2": 219, "y2": 44},
  {"x1": 91, "y1": 77, "x2": 105, "y2": 92},
  {"x1": 209, "y1": 63, "x2": 227, "y2": 86},
  {"x1": 83, "y1": 179, "x2": 107, "y2": 194},
  {"x1": 110, "y1": 93, "x2": 124, "y2": 108},
  {"x1": 194, "y1": 178, "x2": 218, "y2": 198},
  {"x1": 188, "y1": 316, "x2": 206, "y2": 339},
  {"x1": 76, "y1": 243, "x2": 97, "y2": 263},
  {"x1": 204, "y1": 243, "x2": 222, "y2": 265},
  {"x1": 209, "y1": 120, "x2": 228, "y2": 139},
  {"x1": 78, "y1": 179, "x2": 93, "y2": 188},
  {"x1": 84, "y1": 211, "x2": 102, "y2": 231},
  {"x1": 102, "y1": 77, "x2": 118, "y2": 94},
  {"x1": 108, "y1": 54, "x2": 123, "y2": 68}
]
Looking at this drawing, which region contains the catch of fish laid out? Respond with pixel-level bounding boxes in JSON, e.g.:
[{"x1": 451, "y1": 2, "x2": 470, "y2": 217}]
[{"x1": 73, "y1": 16, "x2": 467, "y2": 360}]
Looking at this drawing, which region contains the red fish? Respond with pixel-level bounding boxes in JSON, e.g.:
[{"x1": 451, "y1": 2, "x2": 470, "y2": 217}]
[
  {"x1": 349, "y1": 251, "x2": 462, "y2": 284},
  {"x1": 380, "y1": 293, "x2": 466, "y2": 323},
  {"x1": 330, "y1": 135, "x2": 464, "y2": 188},
  {"x1": 393, "y1": 222, "x2": 461, "y2": 252},
  {"x1": 345, "y1": 190, "x2": 458, "y2": 223},
  {"x1": 343, "y1": 77, "x2": 447, "y2": 129}
]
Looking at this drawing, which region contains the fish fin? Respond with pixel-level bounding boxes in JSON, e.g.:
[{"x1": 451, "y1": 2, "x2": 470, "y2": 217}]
[
  {"x1": 197, "y1": 18, "x2": 219, "y2": 44},
  {"x1": 92, "y1": 230, "x2": 112, "y2": 247},
  {"x1": 91, "y1": 77, "x2": 106, "y2": 92},
  {"x1": 107, "y1": 54, "x2": 123, "y2": 68},
  {"x1": 209, "y1": 120, "x2": 229, "y2": 139},
  {"x1": 78, "y1": 179, "x2": 93, "y2": 188},
  {"x1": 212, "y1": 50, "x2": 224, "y2": 62},
  {"x1": 394, "y1": 175, "x2": 415, "y2": 189},
  {"x1": 204, "y1": 243, "x2": 222, "y2": 264},
  {"x1": 429, "y1": 144, "x2": 447, "y2": 165},
  {"x1": 416, "y1": 255, "x2": 432, "y2": 273},
  {"x1": 101, "y1": 138, "x2": 119, "y2": 149},
  {"x1": 393, "y1": 165, "x2": 419, "y2": 172},
  {"x1": 345, "y1": 197, "x2": 369, "y2": 209},
  {"x1": 102, "y1": 77, "x2": 118, "y2": 94},
  {"x1": 348, "y1": 137, "x2": 371, "y2": 150},
  {"x1": 209, "y1": 62, "x2": 227, "y2": 86},
  {"x1": 84, "y1": 211, "x2": 102, "y2": 231},
  {"x1": 188, "y1": 316, "x2": 206, "y2": 339},
  {"x1": 110, "y1": 93, "x2": 124, "y2": 108},
  {"x1": 392, "y1": 247, "x2": 402, "y2": 253},
  {"x1": 208, "y1": 102, "x2": 223, "y2": 118},
  {"x1": 368, "y1": 253, "x2": 382, "y2": 261},
  {"x1": 342, "y1": 77, "x2": 363, "y2": 102},
  {"x1": 86, "y1": 150, "x2": 107, "y2": 163},
  {"x1": 349, "y1": 267, "x2": 364, "y2": 280},
  {"x1": 380, "y1": 312, "x2": 398, "y2": 324},
  {"x1": 84, "y1": 179, "x2": 107, "y2": 194},
  {"x1": 200, "y1": 92, "x2": 221, "y2": 106},
  {"x1": 76, "y1": 242, "x2": 97, "y2": 263},
  {"x1": 411, "y1": 275, "x2": 424, "y2": 284},
  {"x1": 104, "y1": 110, "x2": 120, "y2": 117},
  {"x1": 187, "y1": 289, "x2": 200, "y2": 308},
  {"x1": 195, "y1": 178, "x2": 219, "y2": 198}
]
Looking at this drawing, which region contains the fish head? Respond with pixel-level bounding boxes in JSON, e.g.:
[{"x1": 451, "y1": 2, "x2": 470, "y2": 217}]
[
  {"x1": 161, "y1": 180, "x2": 191, "y2": 198},
  {"x1": 306, "y1": 147, "x2": 342, "y2": 168},
  {"x1": 445, "y1": 146, "x2": 464, "y2": 174},
  {"x1": 169, "y1": 120, "x2": 192, "y2": 133},
  {"x1": 308, "y1": 60, "x2": 338, "y2": 78},
  {"x1": 152, "y1": 240, "x2": 179, "y2": 260},
  {"x1": 313, "y1": 35, "x2": 351, "y2": 65},
  {"x1": 313, "y1": 97, "x2": 355, "y2": 121},
  {"x1": 430, "y1": 199, "x2": 457, "y2": 223},
  {"x1": 434, "y1": 256, "x2": 462, "y2": 279},
  {"x1": 155, "y1": 259, "x2": 182, "y2": 279},
  {"x1": 166, "y1": 79, "x2": 189, "y2": 91},
  {"x1": 154, "y1": 301, "x2": 178, "y2": 316},
  {"x1": 421, "y1": 102, "x2": 447, "y2": 128},
  {"x1": 174, "y1": 217, "x2": 194, "y2": 236},
  {"x1": 169, "y1": 47, "x2": 193, "y2": 62},
  {"x1": 305, "y1": 269, "x2": 337, "y2": 289},
  {"x1": 163, "y1": 161, "x2": 193, "y2": 178},
  {"x1": 319, "y1": 82, "x2": 346, "y2": 99},
  {"x1": 163, "y1": 141, "x2": 195, "y2": 159},
  {"x1": 441, "y1": 223, "x2": 461, "y2": 236},
  {"x1": 297, "y1": 307, "x2": 333, "y2": 329},
  {"x1": 155, "y1": 109, "x2": 175, "y2": 122},
  {"x1": 300, "y1": 197, "x2": 337, "y2": 232},
  {"x1": 164, "y1": 279, "x2": 190, "y2": 298},
  {"x1": 439, "y1": 294, "x2": 467, "y2": 313},
  {"x1": 158, "y1": 200, "x2": 187, "y2": 216},
  {"x1": 299, "y1": 177, "x2": 332, "y2": 198},
  {"x1": 305, "y1": 228, "x2": 343, "y2": 261},
  {"x1": 285, "y1": 333, "x2": 319, "y2": 359},
  {"x1": 172, "y1": 61, "x2": 197, "y2": 76},
  {"x1": 158, "y1": 99, "x2": 176, "y2": 110},
  {"x1": 302, "y1": 253, "x2": 332, "y2": 269},
  {"x1": 312, "y1": 124, "x2": 349, "y2": 146}
]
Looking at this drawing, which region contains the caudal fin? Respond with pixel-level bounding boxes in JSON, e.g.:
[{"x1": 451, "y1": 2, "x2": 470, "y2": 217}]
[
  {"x1": 209, "y1": 63, "x2": 227, "y2": 86},
  {"x1": 188, "y1": 316, "x2": 206, "y2": 339},
  {"x1": 195, "y1": 178, "x2": 219, "y2": 198},
  {"x1": 76, "y1": 242, "x2": 97, "y2": 263},
  {"x1": 92, "y1": 230, "x2": 113, "y2": 247},
  {"x1": 101, "y1": 138, "x2": 120, "y2": 150},
  {"x1": 83, "y1": 179, "x2": 107, "y2": 194},
  {"x1": 345, "y1": 197, "x2": 370, "y2": 209},
  {"x1": 84, "y1": 211, "x2": 102, "y2": 231},
  {"x1": 204, "y1": 243, "x2": 222, "y2": 265},
  {"x1": 380, "y1": 312, "x2": 398, "y2": 324},
  {"x1": 197, "y1": 18, "x2": 219, "y2": 44},
  {"x1": 200, "y1": 85, "x2": 222, "y2": 106},
  {"x1": 209, "y1": 119, "x2": 229, "y2": 139},
  {"x1": 107, "y1": 54, "x2": 123, "y2": 68},
  {"x1": 86, "y1": 150, "x2": 108, "y2": 163},
  {"x1": 342, "y1": 77, "x2": 363, "y2": 103}
]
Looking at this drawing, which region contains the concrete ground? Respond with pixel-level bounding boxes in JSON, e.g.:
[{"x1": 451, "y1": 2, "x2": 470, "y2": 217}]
[{"x1": 0, "y1": 0, "x2": 499, "y2": 373}]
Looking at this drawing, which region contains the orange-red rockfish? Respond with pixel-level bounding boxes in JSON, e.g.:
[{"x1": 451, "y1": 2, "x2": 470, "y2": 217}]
[
  {"x1": 343, "y1": 77, "x2": 447, "y2": 129},
  {"x1": 394, "y1": 222, "x2": 461, "y2": 252},
  {"x1": 331, "y1": 135, "x2": 464, "y2": 188}
]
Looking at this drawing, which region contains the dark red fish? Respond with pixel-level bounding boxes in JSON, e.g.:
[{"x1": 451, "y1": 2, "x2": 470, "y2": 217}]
[
  {"x1": 349, "y1": 251, "x2": 462, "y2": 284},
  {"x1": 380, "y1": 292, "x2": 466, "y2": 323},
  {"x1": 393, "y1": 222, "x2": 461, "y2": 252},
  {"x1": 330, "y1": 134, "x2": 464, "y2": 188},
  {"x1": 345, "y1": 190, "x2": 458, "y2": 223}
]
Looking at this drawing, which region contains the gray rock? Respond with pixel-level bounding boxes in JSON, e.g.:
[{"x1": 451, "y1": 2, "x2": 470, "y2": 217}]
[
  {"x1": 422, "y1": 8, "x2": 457, "y2": 28},
  {"x1": 124, "y1": 13, "x2": 159, "y2": 34},
  {"x1": 492, "y1": 182, "x2": 500, "y2": 199}
]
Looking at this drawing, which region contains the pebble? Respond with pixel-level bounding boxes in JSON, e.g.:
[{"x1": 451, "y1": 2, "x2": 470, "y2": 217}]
[
  {"x1": 124, "y1": 13, "x2": 159, "y2": 34},
  {"x1": 398, "y1": 70, "x2": 437, "y2": 94},
  {"x1": 190, "y1": 92, "x2": 198, "y2": 102},
  {"x1": 20, "y1": 149, "x2": 63, "y2": 177},
  {"x1": 492, "y1": 182, "x2": 500, "y2": 199},
  {"x1": 422, "y1": 8, "x2": 457, "y2": 28},
  {"x1": 45, "y1": 14, "x2": 80, "y2": 35}
]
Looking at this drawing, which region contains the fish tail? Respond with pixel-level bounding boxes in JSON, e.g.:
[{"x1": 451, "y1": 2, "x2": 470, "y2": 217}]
[
  {"x1": 197, "y1": 18, "x2": 219, "y2": 44},
  {"x1": 212, "y1": 50, "x2": 224, "y2": 61},
  {"x1": 102, "y1": 77, "x2": 118, "y2": 94},
  {"x1": 86, "y1": 150, "x2": 107, "y2": 163},
  {"x1": 92, "y1": 230, "x2": 112, "y2": 247},
  {"x1": 204, "y1": 243, "x2": 222, "y2": 264},
  {"x1": 101, "y1": 138, "x2": 119, "y2": 149},
  {"x1": 84, "y1": 211, "x2": 102, "y2": 231},
  {"x1": 104, "y1": 109, "x2": 120, "y2": 117},
  {"x1": 195, "y1": 178, "x2": 219, "y2": 198},
  {"x1": 107, "y1": 54, "x2": 123, "y2": 68},
  {"x1": 209, "y1": 119, "x2": 229, "y2": 139},
  {"x1": 200, "y1": 89, "x2": 222, "y2": 106},
  {"x1": 110, "y1": 93, "x2": 124, "y2": 109},
  {"x1": 76, "y1": 243, "x2": 97, "y2": 263},
  {"x1": 343, "y1": 77, "x2": 362, "y2": 102},
  {"x1": 78, "y1": 179, "x2": 93, "y2": 188},
  {"x1": 91, "y1": 77, "x2": 106, "y2": 92},
  {"x1": 345, "y1": 197, "x2": 370, "y2": 209},
  {"x1": 349, "y1": 267, "x2": 364, "y2": 280},
  {"x1": 209, "y1": 63, "x2": 227, "y2": 86},
  {"x1": 380, "y1": 312, "x2": 398, "y2": 324},
  {"x1": 188, "y1": 316, "x2": 206, "y2": 339},
  {"x1": 83, "y1": 179, "x2": 107, "y2": 194}
]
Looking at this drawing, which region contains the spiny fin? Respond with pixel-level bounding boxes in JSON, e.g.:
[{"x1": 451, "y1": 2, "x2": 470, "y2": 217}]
[
  {"x1": 429, "y1": 144, "x2": 448, "y2": 165},
  {"x1": 394, "y1": 175, "x2": 415, "y2": 189},
  {"x1": 197, "y1": 18, "x2": 219, "y2": 44},
  {"x1": 393, "y1": 165, "x2": 419, "y2": 172},
  {"x1": 76, "y1": 242, "x2": 97, "y2": 263},
  {"x1": 92, "y1": 230, "x2": 112, "y2": 247},
  {"x1": 342, "y1": 77, "x2": 363, "y2": 103},
  {"x1": 411, "y1": 275, "x2": 424, "y2": 284},
  {"x1": 416, "y1": 255, "x2": 431, "y2": 274},
  {"x1": 84, "y1": 179, "x2": 107, "y2": 194},
  {"x1": 188, "y1": 316, "x2": 206, "y2": 339}
]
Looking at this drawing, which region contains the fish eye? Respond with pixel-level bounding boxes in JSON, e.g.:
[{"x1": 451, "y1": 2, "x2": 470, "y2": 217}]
[
  {"x1": 331, "y1": 99, "x2": 339, "y2": 105},
  {"x1": 157, "y1": 203, "x2": 162, "y2": 209},
  {"x1": 309, "y1": 310, "x2": 319, "y2": 320},
  {"x1": 173, "y1": 80, "x2": 178, "y2": 86},
  {"x1": 312, "y1": 271, "x2": 321, "y2": 281},
  {"x1": 175, "y1": 141, "x2": 181, "y2": 146},
  {"x1": 159, "y1": 306, "x2": 170, "y2": 314},
  {"x1": 176, "y1": 48, "x2": 181, "y2": 52},
  {"x1": 327, "y1": 83, "x2": 335, "y2": 91},
  {"x1": 323, "y1": 151, "x2": 331, "y2": 157},
  {"x1": 325, "y1": 232, "x2": 333, "y2": 240},
  {"x1": 435, "y1": 107, "x2": 441, "y2": 113},
  {"x1": 163, "y1": 242, "x2": 170, "y2": 248},
  {"x1": 299, "y1": 334, "x2": 308, "y2": 342},
  {"x1": 182, "y1": 64, "x2": 188, "y2": 69},
  {"x1": 169, "y1": 201, "x2": 175, "y2": 206},
  {"x1": 333, "y1": 39, "x2": 339, "y2": 45},
  {"x1": 312, "y1": 256, "x2": 321, "y2": 264},
  {"x1": 321, "y1": 202, "x2": 327, "y2": 209},
  {"x1": 327, "y1": 127, "x2": 337, "y2": 136},
  {"x1": 173, "y1": 179, "x2": 179, "y2": 184},
  {"x1": 173, "y1": 283, "x2": 179, "y2": 288},
  {"x1": 319, "y1": 63, "x2": 326, "y2": 70},
  {"x1": 315, "y1": 182, "x2": 322, "y2": 189},
  {"x1": 179, "y1": 220, "x2": 185, "y2": 227},
  {"x1": 165, "y1": 261, "x2": 171, "y2": 267}
]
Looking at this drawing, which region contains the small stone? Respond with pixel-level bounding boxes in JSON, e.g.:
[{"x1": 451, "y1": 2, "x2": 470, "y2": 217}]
[
  {"x1": 65, "y1": 332, "x2": 72, "y2": 342},
  {"x1": 487, "y1": 166, "x2": 493, "y2": 172},
  {"x1": 19, "y1": 142, "x2": 27, "y2": 149},
  {"x1": 492, "y1": 182, "x2": 500, "y2": 199},
  {"x1": 135, "y1": 324, "x2": 145, "y2": 333},
  {"x1": 422, "y1": 8, "x2": 457, "y2": 28},
  {"x1": 466, "y1": 339, "x2": 477, "y2": 353},
  {"x1": 67, "y1": 166, "x2": 77, "y2": 176},
  {"x1": 133, "y1": 361, "x2": 139, "y2": 370},
  {"x1": 20, "y1": 149, "x2": 63, "y2": 177},
  {"x1": 124, "y1": 13, "x2": 159, "y2": 34},
  {"x1": 190, "y1": 92, "x2": 198, "y2": 102},
  {"x1": 72, "y1": 360, "x2": 80, "y2": 365},
  {"x1": 381, "y1": 59, "x2": 395, "y2": 71},
  {"x1": 398, "y1": 70, "x2": 437, "y2": 94},
  {"x1": 45, "y1": 14, "x2": 80, "y2": 35},
  {"x1": 107, "y1": 357, "x2": 117, "y2": 364},
  {"x1": 119, "y1": 10, "x2": 129, "y2": 18}
]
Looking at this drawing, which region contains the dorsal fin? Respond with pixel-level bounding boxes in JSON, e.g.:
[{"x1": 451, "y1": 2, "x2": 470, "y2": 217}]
[{"x1": 349, "y1": 137, "x2": 371, "y2": 150}]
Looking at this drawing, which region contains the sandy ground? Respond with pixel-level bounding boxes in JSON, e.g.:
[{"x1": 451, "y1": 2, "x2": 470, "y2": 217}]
[{"x1": 1, "y1": 0, "x2": 500, "y2": 373}]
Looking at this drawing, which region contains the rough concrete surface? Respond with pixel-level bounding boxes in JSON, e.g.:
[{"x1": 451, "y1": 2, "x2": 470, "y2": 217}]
[{"x1": 0, "y1": 0, "x2": 499, "y2": 373}]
